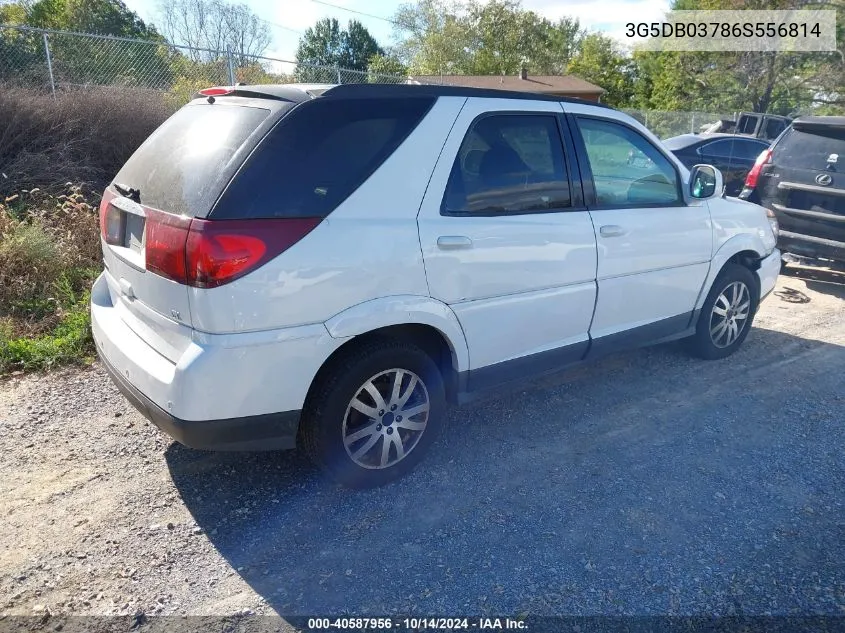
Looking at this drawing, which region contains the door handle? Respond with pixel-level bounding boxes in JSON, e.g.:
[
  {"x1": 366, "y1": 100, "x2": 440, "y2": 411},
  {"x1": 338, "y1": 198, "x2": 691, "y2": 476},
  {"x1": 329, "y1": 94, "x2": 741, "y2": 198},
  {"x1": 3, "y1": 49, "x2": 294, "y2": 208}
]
[
  {"x1": 437, "y1": 235, "x2": 473, "y2": 249},
  {"x1": 599, "y1": 225, "x2": 627, "y2": 238}
]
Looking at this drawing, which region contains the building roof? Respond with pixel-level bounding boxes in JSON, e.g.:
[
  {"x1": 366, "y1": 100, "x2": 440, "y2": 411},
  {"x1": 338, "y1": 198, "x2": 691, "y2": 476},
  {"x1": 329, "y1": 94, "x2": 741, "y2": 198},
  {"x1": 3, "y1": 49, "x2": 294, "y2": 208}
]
[{"x1": 408, "y1": 74, "x2": 605, "y2": 95}]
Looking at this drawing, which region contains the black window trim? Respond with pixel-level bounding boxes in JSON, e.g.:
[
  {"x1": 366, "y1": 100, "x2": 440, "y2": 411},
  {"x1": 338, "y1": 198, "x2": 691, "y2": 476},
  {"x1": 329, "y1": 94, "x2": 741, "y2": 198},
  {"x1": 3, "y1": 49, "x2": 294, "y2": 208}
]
[
  {"x1": 569, "y1": 113, "x2": 688, "y2": 211},
  {"x1": 439, "y1": 110, "x2": 584, "y2": 218}
]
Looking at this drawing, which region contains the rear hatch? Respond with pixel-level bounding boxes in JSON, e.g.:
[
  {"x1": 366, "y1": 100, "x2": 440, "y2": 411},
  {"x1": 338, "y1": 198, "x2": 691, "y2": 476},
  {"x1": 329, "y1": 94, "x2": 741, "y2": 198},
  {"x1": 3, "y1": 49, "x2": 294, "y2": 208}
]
[
  {"x1": 757, "y1": 118, "x2": 845, "y2": 245},
  {"x1": 99, "y1": 94, "x2": 296, "y2": 361}
]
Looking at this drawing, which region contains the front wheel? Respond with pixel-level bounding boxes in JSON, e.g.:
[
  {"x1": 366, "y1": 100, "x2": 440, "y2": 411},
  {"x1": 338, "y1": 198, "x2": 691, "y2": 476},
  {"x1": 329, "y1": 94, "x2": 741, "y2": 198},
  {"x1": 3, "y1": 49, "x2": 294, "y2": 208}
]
[
  {"x1": 299, "y1": 339, "x2": 447, "y2": 488},
  {"x1": 687, "y1": 264, "x2": 759, "y2": 360}
]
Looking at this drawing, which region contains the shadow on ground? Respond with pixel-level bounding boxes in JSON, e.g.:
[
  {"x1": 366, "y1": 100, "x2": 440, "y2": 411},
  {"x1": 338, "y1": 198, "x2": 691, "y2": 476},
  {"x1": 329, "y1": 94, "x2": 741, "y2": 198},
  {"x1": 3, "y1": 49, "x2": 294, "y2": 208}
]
[
  {"x1": 166, "y1": 326, "x2": 845, "y2": 616},
  {"x1": 781, "y1": 263, "x2": 845, "y2": 300}
]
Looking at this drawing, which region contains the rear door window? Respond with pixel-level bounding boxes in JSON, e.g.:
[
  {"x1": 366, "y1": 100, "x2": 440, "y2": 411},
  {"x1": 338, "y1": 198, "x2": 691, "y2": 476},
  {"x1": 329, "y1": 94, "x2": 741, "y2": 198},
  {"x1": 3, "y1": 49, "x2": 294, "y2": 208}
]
[
  {"x1": 213, "y1": 97, "x2": 435, "y2": 219},
  {"x1": 442, "y1": 114, "x2": 571, "y2": 215},
  {"x1": 113, "y1": 103, "x2": 272, "y2": 216}
]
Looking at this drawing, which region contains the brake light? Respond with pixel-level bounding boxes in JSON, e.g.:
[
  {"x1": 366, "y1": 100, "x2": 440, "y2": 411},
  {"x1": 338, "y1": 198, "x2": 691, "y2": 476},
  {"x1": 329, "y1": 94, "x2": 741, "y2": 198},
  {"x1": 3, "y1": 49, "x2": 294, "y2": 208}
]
[
  {"x1": 744, "y1": 148, "x2": 772, "y2": 189},
  {"x1": 143, "y1": 211, "x2": 321, "y2": 288},
  {"x1": 198, "y1": 87, "x2": 233, "y2": 96},
  {"x1": 145, "y1": 208, "x2": 192, "y2": 284}
]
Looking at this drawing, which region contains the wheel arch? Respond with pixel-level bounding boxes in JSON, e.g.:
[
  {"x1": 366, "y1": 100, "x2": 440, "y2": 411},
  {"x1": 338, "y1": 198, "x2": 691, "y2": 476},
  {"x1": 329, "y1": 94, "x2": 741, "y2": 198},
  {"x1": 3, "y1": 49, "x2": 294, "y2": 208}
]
[
  {"x1": 319, "y1": 296, "x2": 469, "y2": 404},
  {"x1": 696, "y1": 237, "x2": 767, "y2": 311}
]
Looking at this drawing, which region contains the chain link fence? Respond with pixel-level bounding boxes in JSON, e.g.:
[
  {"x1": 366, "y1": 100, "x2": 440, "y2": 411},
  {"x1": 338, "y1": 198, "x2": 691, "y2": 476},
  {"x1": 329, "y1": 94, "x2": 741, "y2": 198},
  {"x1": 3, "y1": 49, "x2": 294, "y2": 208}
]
[
  {"x1": 0, "y1": 24, "x2": 408, "y2": 101},
  {"x1": 624, "y1": 109, "x2": 732, "y2": 139},
  {"x1": 1, "y1": 24, "x2": 732, "y2": 138}
]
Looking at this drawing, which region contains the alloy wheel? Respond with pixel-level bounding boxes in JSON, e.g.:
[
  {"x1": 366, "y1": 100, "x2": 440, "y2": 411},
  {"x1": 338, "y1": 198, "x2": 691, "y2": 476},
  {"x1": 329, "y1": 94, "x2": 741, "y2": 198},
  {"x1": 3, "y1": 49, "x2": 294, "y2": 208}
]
[
  {"x1": 342, "y1": 368, "x2": 430, "y2": 470},
  {"x1": 710, "y1": 280, "x2": 751, "y2": 348}
]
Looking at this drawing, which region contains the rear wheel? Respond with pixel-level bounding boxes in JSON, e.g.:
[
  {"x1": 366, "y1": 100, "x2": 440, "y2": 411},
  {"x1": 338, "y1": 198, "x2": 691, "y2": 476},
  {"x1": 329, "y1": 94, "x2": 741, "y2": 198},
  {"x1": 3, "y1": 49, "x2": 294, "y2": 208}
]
[
  {"x1": 299, "y1": 339, "x2": 446, "y2": 488},
  {"x1": 687, "y1": 264, "x2": 759, "y2": 360}
]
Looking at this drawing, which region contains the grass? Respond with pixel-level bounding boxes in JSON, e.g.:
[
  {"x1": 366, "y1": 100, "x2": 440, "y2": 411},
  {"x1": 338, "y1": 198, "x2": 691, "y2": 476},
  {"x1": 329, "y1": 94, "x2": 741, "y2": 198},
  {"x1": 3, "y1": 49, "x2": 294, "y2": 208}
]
[
  {"x1": 0, "y1": 285, "x2": 96, "y2": 374},
  {"x1": 0, "y1": 187, "x2": 102, "y2": 376}
]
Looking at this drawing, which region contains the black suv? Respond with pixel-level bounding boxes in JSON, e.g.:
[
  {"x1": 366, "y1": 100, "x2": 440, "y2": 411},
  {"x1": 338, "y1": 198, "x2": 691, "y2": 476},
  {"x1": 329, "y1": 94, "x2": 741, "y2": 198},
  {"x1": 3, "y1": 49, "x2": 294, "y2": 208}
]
[{"x1": 740, "y1": 116, "x2": 845, "y2": 263}]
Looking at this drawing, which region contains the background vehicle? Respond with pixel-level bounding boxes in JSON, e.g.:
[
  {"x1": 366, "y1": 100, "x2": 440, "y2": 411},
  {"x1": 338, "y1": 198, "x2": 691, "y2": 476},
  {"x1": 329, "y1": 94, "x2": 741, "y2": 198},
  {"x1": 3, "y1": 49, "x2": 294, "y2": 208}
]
[
  {"x1": 663, "y1": 133, "x2": 771, "y2": 196},
  {"x1": 700, "y1": 112, "x2": 792, "y2": 141},
  {"x1": 740, "y1": 116, "x2": 845, "y2": 264},
  {"x1": 91, "y1": 84, "x2": 780, "y2": 488}
]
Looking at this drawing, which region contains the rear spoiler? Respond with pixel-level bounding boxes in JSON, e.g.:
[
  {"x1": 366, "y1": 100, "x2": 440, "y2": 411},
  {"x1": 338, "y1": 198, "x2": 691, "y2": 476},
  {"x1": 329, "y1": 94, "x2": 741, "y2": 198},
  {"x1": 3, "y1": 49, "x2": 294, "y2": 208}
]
[{"x1": 793, "y1": 116, "x2": 845, "y2": 132}]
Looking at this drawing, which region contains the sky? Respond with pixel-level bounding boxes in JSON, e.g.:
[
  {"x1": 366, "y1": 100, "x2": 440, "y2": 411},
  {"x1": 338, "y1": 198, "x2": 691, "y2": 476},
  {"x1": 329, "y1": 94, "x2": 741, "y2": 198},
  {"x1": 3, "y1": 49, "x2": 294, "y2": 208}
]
[{"x1": 121, "y1": 0, "x2": 672, "y2": 61}]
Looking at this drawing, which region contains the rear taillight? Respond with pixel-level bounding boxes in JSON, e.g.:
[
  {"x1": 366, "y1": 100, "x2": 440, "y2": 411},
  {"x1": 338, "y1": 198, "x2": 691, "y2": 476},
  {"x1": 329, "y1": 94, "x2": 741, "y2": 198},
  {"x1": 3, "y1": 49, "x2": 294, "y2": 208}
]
[
  {"x1": 143, "y1": 211, "x2": 321, "y2": 288},
  {"x1": 145, "y1": 208, "x2": 192, "y2": 284},
  {"x1": 744, "y1": 148, "x2": 773, "y2": 189},
  {"x1": 98, "y1": 189, "x2": 121, "y2": 245}
]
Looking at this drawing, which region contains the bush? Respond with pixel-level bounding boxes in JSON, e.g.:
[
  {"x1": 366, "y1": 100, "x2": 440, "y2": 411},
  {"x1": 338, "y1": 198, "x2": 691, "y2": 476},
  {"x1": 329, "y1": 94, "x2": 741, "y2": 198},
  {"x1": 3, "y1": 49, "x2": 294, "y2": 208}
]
[
  {"x1": 0, "y1": 186, "x2": 102, "y2": 373},
  {"x1": 0, "y1": 85, "x2": 173, "y2": 197}
]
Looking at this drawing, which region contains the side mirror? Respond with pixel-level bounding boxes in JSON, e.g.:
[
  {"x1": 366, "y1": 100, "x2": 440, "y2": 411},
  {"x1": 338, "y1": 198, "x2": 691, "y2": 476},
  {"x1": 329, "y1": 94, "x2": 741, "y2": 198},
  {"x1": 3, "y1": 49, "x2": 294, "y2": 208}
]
[{"x1": 689, "y1": 164, "x2": 724, "y2": 200}]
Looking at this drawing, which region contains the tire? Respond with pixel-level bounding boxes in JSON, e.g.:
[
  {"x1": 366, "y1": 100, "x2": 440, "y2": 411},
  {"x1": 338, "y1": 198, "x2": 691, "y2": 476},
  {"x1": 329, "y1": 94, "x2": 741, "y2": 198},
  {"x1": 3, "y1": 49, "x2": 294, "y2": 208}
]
[
  {"x1": 299, "y1": 338, "x2": 447, "y2": 488},
  {"x1": 687, "y1": 263, "x2": 759, "y2": 360}
]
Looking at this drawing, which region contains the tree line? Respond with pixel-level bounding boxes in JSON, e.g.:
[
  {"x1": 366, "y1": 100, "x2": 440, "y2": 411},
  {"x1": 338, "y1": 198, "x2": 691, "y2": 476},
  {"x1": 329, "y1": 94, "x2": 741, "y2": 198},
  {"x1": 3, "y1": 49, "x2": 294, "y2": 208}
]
[{"x1": 1, "y1": 0, "x2": 842, "y2": 114}]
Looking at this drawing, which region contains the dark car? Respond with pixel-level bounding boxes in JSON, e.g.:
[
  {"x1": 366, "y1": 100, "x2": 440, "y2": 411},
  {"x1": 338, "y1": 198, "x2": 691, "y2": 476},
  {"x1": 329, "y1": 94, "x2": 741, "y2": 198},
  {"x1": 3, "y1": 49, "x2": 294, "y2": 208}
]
[
  {"x1": 663, "y1": 133, "x2": 772, "y2": 196},
  {"x1": 740, "y1": 116, "x2": 845, "y2": 264}
]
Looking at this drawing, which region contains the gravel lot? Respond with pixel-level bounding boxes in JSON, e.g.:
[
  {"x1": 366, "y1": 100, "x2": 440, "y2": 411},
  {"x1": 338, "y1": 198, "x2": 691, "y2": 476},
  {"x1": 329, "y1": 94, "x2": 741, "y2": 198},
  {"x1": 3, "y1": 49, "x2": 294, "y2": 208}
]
[{"x1": 1, "y1": 263, "x2": 844, "y2": 625}]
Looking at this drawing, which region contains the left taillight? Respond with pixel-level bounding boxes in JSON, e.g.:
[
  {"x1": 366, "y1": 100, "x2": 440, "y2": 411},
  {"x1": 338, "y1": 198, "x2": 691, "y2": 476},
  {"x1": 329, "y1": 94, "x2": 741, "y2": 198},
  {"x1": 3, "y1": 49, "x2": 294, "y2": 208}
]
[{"x1": 142, "y1": 210, "x2": 321, "y2": 288}]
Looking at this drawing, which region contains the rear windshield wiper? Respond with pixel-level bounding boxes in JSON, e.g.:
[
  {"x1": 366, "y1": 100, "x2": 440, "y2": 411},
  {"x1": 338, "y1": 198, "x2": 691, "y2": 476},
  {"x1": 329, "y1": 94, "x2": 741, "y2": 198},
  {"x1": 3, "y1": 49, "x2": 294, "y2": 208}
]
[{"x1": 113, "y1": 182, "x2": 140, "y2": 202}]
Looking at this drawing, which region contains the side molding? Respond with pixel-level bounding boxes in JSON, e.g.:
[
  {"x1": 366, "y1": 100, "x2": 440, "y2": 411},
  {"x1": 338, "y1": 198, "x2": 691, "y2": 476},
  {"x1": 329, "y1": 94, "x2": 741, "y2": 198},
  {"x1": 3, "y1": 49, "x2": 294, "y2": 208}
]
[{"x1": 324, "y1": 295, "x2": 470, "y2": 373}]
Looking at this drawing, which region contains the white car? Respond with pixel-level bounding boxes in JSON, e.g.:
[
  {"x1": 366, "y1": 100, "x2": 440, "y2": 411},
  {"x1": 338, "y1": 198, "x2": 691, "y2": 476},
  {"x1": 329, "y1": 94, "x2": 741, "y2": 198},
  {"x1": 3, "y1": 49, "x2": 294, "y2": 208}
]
[{"x1": 91, "y1": 84, "x2": 781, "y2": 487}]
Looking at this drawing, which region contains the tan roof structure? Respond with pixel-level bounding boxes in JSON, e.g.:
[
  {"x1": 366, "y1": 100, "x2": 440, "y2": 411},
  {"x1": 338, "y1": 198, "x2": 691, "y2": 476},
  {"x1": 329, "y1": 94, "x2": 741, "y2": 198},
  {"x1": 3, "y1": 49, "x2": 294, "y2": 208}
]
[{"x1": 408, "y1": 70, "x2": 605, "y2": 102}]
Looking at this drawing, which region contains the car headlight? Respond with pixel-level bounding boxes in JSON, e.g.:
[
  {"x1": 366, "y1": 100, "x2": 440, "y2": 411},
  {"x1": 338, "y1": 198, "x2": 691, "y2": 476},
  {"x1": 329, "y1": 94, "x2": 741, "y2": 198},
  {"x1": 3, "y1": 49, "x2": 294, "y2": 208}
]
[{"x1": 766, "y1": 208, "x2": 779, "y2": 239}]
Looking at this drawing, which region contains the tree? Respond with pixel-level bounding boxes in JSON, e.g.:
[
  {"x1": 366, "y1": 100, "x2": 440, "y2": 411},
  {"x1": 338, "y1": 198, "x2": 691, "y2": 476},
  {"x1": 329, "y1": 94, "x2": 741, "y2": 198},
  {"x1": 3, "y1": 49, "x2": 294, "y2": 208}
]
[
  {"x1": 391, "y1": 0, "x2": 585, "y2": 76},
  {"x1": 567, "y1": 33, "x2": 634, "y2": 108},
  {"x1": 367, "y1": 52, "x2": 407, "y2": 79},
  {"x1": 11, "y1": 0, "x2": 161, "y2": 38},
  {"x1": 631, "y1": 0, "x2": 845, "y2": 114},
  {"x1": 295, "y1": 18, "x2": 383, "y2": 82},
  {"x1": 157, "y1": 0, "x2": 270, "y2": 62},
  {"x1": 0, "y1": 0, "x2": 172, "y2": 89}
]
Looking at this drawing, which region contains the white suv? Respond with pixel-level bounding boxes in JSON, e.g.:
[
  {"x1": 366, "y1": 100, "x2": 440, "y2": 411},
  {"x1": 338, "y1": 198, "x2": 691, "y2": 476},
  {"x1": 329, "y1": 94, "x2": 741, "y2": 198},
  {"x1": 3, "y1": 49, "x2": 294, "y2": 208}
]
[{"x1": 91, "y1": 84, "x2": 781, "y2": 487}]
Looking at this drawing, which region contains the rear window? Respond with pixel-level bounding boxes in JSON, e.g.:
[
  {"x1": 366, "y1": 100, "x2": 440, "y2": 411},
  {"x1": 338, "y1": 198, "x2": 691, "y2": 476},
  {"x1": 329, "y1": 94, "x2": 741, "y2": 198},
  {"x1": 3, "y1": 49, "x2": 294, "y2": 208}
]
[
  {"x1": 113, "y1": 103, "x2": 272, "y2": 216},
  {"x1": 775, "y1": 126, "x2": 845, "y2": 170},
  {"x1": 212, "y1": 97, "x2": 435, "y2": 219}
]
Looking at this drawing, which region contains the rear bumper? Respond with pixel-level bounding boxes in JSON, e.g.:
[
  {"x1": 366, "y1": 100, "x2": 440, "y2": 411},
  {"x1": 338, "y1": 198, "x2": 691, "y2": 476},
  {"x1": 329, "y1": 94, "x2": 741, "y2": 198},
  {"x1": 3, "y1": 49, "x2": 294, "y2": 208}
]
[
  {"x1": 778, "y1": 230, "x2": 845, "y2": 263},
  {"x1": 100, "y1": 351, "x2": 299, "y2": 451},
  {"x1": 90, "y1": 270, "x2": 341, "y2": 450},
  {"x1": 757, "y1": 249, "x2": 781, "y2": 302}
]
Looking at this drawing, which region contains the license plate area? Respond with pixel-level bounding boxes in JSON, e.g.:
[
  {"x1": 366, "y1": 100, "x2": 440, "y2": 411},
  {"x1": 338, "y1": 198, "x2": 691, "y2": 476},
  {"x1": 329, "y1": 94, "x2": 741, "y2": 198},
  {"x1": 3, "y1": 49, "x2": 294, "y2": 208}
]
[
  {"x1": 786, "y1": 189, "x2": 845, "y2": 216},
  {"x1": 105, "y1": 197, "x2": 147, "y2": 254}
]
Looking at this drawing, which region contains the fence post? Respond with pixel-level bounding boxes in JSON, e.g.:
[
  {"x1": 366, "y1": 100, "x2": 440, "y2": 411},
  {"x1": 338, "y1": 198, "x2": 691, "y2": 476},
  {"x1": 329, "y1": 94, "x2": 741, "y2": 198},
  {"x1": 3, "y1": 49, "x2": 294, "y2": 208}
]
[
  {"x1": 226, "y1": 45, "x2": 235, "y2": 85},
  {"x1": 335, "y1": 65, "x2": 342, "y2": 83},
  {"x1": 691, "y1": 112, "x2": 696, "y2": 134},
  {"x1": 43, "y1": 32, "x2": 56, "y2": 98}
]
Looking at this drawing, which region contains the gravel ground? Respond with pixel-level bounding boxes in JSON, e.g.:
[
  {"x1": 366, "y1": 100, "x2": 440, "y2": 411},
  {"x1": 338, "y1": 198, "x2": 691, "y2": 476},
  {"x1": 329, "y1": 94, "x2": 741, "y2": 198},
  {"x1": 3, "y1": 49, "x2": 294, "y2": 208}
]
[{"x1": 1, "y1": 263, "x2": 844, "y2": 626}]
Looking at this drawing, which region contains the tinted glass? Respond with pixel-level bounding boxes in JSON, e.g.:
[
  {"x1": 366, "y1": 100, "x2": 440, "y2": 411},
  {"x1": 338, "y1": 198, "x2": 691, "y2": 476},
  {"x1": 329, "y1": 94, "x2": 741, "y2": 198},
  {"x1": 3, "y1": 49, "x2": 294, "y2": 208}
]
[
  {"x1": 733, "y1": 139, "x2": 770, "y2": 160},
  {"x1": 699, "y1": 139, "x2": 735, "y2": 157},
  {"x1": 442, "y1": 115, "x2": 570, "y2": 215},
  {"x1": 214, "y1": 97, "x2": 434, "y2": 219},
  {"x1": 114, "y1": 103, "x2": 271, "y2": 216},
  {"x1": 577, "y1": 117, "x2": 681, "y2": 206},
  {"x1": 774, "y1": 127, "x2": 845, "y2": 171},
  {"x1": 765, "y1": 118, "x2": 787, "y2": 139}
]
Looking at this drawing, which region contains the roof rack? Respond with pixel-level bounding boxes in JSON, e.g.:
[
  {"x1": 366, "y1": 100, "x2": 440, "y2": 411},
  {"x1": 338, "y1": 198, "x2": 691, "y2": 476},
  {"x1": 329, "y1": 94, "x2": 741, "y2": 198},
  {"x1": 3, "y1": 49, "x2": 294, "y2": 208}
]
[{"x1": 320, "y1": 83, "x2": 614, "y2": 109}]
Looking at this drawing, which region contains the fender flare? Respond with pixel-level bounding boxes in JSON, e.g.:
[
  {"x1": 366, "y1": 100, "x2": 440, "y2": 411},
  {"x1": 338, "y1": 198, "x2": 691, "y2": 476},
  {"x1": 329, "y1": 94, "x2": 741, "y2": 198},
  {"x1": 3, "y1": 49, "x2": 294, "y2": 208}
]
[
  {"x1": 324, "y1": 295, "x2": 470, "y2": 373},
  {"x1": 696, "y1": 234, "x2": 768, "y2": 311}
]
